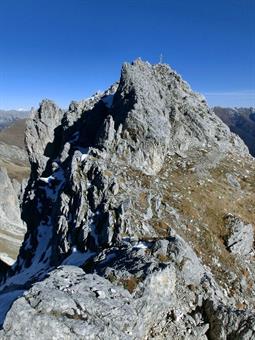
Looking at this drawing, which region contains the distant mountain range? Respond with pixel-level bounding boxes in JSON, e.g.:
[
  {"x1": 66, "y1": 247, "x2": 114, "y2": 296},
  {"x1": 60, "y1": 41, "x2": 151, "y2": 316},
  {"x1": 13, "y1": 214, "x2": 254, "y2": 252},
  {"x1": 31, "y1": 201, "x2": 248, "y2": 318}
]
[
  {"x1": 213, "y1": 107, "x2": 255, "y2": 156},
  {"x1": 0, "y1": 109, "x2": 30, "y2": 130}
]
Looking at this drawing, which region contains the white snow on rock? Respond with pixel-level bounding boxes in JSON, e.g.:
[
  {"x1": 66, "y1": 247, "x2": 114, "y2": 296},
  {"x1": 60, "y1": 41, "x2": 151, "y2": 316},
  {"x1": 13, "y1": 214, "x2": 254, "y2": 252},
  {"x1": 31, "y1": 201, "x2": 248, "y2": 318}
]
[
  {"x1": 39, "y1": 176, "x2": 55, "y2": 184},
  {"x1": 133, "y1": 242, "x2": 148, "y2": 250},
  {"x1": 81, "y1": 153, "x2": 89, "y2": 161},
  {"x1": 62, "y1": 250, "x2": 95, "y2": 266}
]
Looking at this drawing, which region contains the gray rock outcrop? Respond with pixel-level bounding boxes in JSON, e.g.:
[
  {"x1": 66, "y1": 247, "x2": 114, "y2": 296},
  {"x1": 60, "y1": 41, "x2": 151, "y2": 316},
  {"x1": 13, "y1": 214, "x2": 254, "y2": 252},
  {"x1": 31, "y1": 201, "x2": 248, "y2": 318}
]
[
  {"x1": 2, "y1": 265, "x2": 255, "y2": 339},
  {"x1": 0, "y1": 168, "x2": 26, "y2": 265},
  {"x1": 0, "y1": 60, "x2": 254, "y2": 339},
  {"x1": 0, "y1": 118, "x2": 29, "y2": 266},
  {"x1": 25, "y1": 100, "x2": 64, "y2": 176},
  {"x1": 110, "y1": 60, "x2": 247, "y2": 175},
  {"x1": 224, "y1": 214, "x2": 254, "y2": 256}
]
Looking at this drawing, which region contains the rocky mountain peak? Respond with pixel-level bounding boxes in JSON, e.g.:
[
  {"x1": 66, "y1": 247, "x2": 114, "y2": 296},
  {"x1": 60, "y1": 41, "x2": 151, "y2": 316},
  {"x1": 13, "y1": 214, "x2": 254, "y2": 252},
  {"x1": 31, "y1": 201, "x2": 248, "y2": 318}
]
[
  {"x1": 25, "y1": 59, "x2": 248, "y2": 178},
  {"x1": 1, "y1": 60, "x2": 255, "y2": 339},
  {"x1": 10, "y1": 59, "x2": 250, "y2": 275},
  {"x1": 106, "y1": 59, "x2": 247, "y2": 175}
]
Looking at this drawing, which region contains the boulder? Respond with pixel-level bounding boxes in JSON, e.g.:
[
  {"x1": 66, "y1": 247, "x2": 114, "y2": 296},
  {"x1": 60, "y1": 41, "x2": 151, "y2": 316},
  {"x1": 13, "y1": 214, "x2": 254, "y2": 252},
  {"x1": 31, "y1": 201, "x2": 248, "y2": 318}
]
[{"x1": 224, "y1": 214, "x2": 254, "y2": 256}]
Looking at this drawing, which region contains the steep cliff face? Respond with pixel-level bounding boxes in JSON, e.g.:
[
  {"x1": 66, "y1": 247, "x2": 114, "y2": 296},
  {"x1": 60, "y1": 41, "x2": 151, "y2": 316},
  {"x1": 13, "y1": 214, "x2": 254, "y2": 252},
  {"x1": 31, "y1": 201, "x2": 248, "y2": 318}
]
[
  {"x1": 111, "y1": 62, "x2": 245, "y2": 175},
  {"x1": 0, "y1": 119, "x2": 29, "y2": 267},
  {"x1": 25, "y1": 100, "x2": 64, "y2": 176},
  {"x1": 1, "y1": 60, "x2": 255, "y2": 339},
  {"x1": 0, "y1": 168, "x2": 26, "y2": 266}
]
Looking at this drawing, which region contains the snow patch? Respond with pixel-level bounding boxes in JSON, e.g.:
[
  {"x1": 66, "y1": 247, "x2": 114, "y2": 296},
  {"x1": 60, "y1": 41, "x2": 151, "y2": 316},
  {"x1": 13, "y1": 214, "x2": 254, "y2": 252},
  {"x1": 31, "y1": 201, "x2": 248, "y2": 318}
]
[
  {"x1": 62, "y1": 250, "x2": 95, "y2": 267},
  {"x1": 88, "y1": 213, "x2": 99, "y2": 247},
  {"x1": 3, "y1": 223, "x2": 53, "y2": 287},
  {"x1": 133, "y1": 242, "x2": 148, "y2": 250},
  {"x1": 81, "y1": 153, "x2": 89, "y2": 161},
  {"x1": 42, "y1": 168, "x2": 65, "y2": 202},
  {"x1": 39, "y1": 175, "x2": 55, "y2": 184}
]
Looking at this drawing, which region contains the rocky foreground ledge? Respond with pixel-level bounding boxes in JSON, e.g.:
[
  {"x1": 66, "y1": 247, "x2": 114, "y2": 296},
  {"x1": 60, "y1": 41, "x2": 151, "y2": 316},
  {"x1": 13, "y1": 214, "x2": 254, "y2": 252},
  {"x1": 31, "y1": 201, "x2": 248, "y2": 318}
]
[{"x1": 0, "y1": 59, "x2": 255, "y2": 339}]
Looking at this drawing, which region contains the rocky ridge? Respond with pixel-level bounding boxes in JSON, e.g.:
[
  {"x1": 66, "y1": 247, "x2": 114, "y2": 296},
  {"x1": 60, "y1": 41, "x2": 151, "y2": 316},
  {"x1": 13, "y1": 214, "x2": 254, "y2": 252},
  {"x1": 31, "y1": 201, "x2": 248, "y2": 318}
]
[{"x1": 0, "y1": 59, "x2": 255, "y2": 339}]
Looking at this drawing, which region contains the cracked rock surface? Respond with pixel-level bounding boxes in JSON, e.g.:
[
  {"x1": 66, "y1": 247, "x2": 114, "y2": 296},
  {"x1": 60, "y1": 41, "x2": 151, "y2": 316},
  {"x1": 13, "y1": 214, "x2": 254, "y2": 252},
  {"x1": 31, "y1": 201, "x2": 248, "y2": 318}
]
[{"x1": 1, "y1": 60, "x2": 255, "y2": 339}]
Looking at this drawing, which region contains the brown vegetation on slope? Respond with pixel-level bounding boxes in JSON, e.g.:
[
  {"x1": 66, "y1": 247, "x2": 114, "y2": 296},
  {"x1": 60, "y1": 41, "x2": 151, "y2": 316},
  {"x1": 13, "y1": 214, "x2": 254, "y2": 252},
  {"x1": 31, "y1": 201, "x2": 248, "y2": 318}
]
[{"x1": 0, "y1": 119, "x2": 27, "y2": 149}]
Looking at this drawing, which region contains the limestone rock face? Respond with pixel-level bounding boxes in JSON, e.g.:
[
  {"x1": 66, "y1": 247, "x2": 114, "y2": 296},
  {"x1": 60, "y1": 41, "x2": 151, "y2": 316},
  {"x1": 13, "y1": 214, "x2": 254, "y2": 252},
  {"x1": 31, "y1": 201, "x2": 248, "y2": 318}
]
[
  {"x1": 0, "y1": 168, "x2": 26, "y2": 266},
  {"x1": 25, "y1": 100, "x2": 64, "y2": 176},
  {"x1": 0, "y1": 60, "x2": 255, "y2": 338},
  {"x1": 224, "y1": 214, "x2": 254, "y2": 256},
  {"x1": 111, "y1": 59, "x2": 247, "y2": 175},
  {"x1": 2, "y1": 266, "x2": 255, "y2": 340},
  {"x1": 0, "y1": 267, "x2": 137, "y2": 340},
  {"x1": 0, "y1": 119, "x2": 29, "y2": 266}
]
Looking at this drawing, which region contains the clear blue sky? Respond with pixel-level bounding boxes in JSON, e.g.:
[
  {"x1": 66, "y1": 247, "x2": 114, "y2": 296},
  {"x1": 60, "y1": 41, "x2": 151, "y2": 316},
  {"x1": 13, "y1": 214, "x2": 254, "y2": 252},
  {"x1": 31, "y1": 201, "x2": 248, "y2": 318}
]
[{"x1": 0, "y1": 0, "x2": 254, "y2": 109}]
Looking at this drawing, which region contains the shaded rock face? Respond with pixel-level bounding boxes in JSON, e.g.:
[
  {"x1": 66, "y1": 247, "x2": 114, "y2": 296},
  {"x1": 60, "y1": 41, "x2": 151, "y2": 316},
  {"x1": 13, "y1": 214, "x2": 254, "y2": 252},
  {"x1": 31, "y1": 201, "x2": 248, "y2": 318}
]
[
  {"x1": 0, "y1": 168, "x2": 26, "y2": 266},
  {"x1": 0, "y1": 260, "x2": 9, "y2": 278},
  {"x1": 1, "y1": 60, "x2": 255, "y2": 338},
  {"x1": 0, "y1": 118, "x2": 29, "y2": 267}
]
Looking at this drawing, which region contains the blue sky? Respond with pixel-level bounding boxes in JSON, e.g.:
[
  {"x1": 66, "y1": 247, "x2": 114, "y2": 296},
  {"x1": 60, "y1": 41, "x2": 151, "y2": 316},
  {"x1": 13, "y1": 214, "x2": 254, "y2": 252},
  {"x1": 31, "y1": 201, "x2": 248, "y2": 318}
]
[{"x1": 0, "y1": 0, "x2": 254, "y2": 109}]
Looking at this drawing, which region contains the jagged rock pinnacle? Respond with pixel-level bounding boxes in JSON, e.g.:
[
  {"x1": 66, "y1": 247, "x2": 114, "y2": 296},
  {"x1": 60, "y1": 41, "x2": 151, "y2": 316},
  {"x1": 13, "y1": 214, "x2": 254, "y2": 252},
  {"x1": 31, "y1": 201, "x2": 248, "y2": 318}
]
[
  {"x1": 0, "y1": 60, "x2": 254, "y2": 339},
  {"x1": 109, "y1": 59, "x2": 247, "y2": 174},
  {"x1": 8, "y1": 58, "x2": 250, "y2": 276}
]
